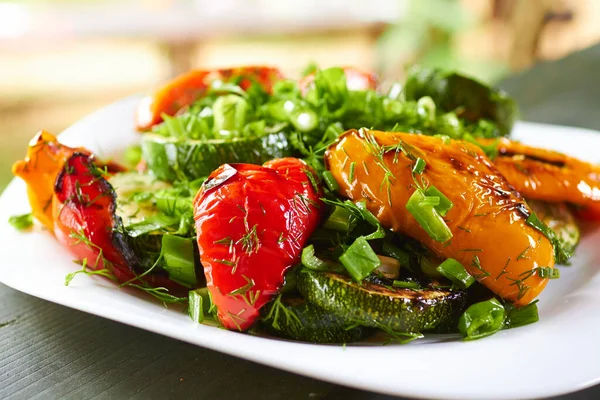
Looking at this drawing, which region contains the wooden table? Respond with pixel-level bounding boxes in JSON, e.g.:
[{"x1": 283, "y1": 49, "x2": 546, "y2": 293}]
[{"x1": 2, "y1": 45, "x2": 600, "y2": 400}]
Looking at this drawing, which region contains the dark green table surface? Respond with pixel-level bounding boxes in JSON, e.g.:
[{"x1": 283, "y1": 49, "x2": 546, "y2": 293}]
[{"x1": 2, "y1": 45, "x2": 600, "y2": 400}]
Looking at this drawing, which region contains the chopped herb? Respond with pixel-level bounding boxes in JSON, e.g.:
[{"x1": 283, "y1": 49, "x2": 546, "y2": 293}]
[
  {"x1": 339, "y1": 236, "x2": 381, "y2": 281},
  {"x1": 392, "y1": 280, "x2": 421, "y2": 289},
  {"x1": 348, "y1": 161, "x2": 356, "y2": 182},
  {"x1": 8, "y1": 213, "x2": 33, "y2": 231},
  {"x1": 436, "y1": 258, "x2": 475, "y2": 289},
  {"x1": 459, "y1": 298, "x2": 505, "y2": 340}
]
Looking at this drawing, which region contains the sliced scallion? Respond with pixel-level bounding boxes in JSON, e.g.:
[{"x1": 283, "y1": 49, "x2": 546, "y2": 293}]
[
  {"x1": 162, "y1": 235, "x2": 197, "y2": 288},
  {"x1": 339, "y1": 236, "x2": 381, "y2": 281},
  {"x1": 406, "y1": 189, "x2": 453, "y2": 243},
  {"x1": 322, "y1": 171, "x2": 340, "y2": 192},
  {"x1": 301, "y1": 245, "x2": 330, "y2": 271},
  {"x1": 504, "y1": 300, "x2": 539, "y2": 329},
  {"x1": 436, "y1": 258, "x2": 475, "y2": 289},
  {"x1": 323, "y1": 206, "x2": 356, "y2": 233},
  {"x1": 458, "y1": 298, "x2": 505, "y2": 340},
  {"x1": 424, "y1": 186, "x2": 453, "y2": 217},
  {"x1": 188, "y1": 287, "x2": 212, "y2": 323},
  {"x1": 8, "y1": 213, "x2": 33, "y2": 231}
]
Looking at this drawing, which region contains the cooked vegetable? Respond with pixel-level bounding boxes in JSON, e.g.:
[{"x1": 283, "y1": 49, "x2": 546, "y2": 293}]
[
  {"x1": 53, "y1": 153, "x2": 184, "y2": 292},
  {"x1": 136, "y1": 66, "x2": 284, "y2": 130},
  {"x1": 12, "y1": 131, "x2": 94, "y2": 231},
  {"x1": 189, "y1": 287, "x2": 213, "y2": 324},
  {"x1": 528, "y1": 200, "x2": 580, "y2": 257},
  {"x1": 482, "y1": 138, "x2": 600, "y2": 215},
  {"x1": 458, "y1": 298, "x2": 505, "y2": 340},
  {"x1": 193, "y1": 158, "x2": 323, "y2": 331},
  {"x1": 504, "y1": 300, "x2": 539, "y2": 329},
  {"x1": 261, "y1": 296, "x2": 368, "y2": 343},
  {"x1": 12, "y1": 131, "x2": 125, "y2": 232},
  {"x1": 8, "y1": 213, "x2": 33, "y2": 231},
  {"x1": 297, "y1": 270, "x2": 466, "y2": 333},
  {"x1": 436, "y1": 258, "x2": 475, "y2": 289},
  {"x1": 404, "y1": 67, "x2": 517, "y2": 137},
  {"x1": 141, "y1": 131, "x2": 291, "y2": 181},
  {"x1": 325, "y1": 129, "x2": 555, "y2": 306},
  {"x1": 298, "y1": 66, "x2": 378, "y2": 94},
  {"x1": 338, "y1": 236, "x2": 381, "y2": 281}
]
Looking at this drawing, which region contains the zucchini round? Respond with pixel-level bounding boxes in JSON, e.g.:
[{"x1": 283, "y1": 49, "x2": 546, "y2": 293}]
[
  {"x1": 261, "y1": 297, "x2": 369, "y2": 343},
  {"x1": 297, "y1": 270, "x2": 466, "y2": 333},
  {"x1": 141, "y1": 132, "x2": 291, "y2": 181}
]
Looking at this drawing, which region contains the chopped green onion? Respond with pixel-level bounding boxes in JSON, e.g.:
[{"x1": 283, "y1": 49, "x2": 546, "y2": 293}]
[
  {"x1": 417, "y1": 96, "x2": 436, "y2": 121},
  {"x1": 392, "y1": 280, "x2": 421, "y2": 289},
  {"x1": 123, "y1": 145, "x2": 142, "y2": 167},
  {"x1": 504, "y1": 300, "x2": 539, "y2": 329},
  {"x1": 323, "y1": 206, "x2": 356, "y2": 233},
  {"x1": 188, "y1": 287, "x2": 212, "y2": 323},
  {"x1": 458, "y1": 298, "x2": 505, "y2": 340},
  {"x1": 322, "y1": 171, "x2": 340, "y2": 192},
  {"x1": 382, "y1": 241, "x2": 411, "y2": 268},
  {"x1": 420, "y1": 255, "x2": 443, "y2": 278},
  {"x1": 339, "y1": 236, "x2": 381, "y2": 281},
  {"x1": 420, "y1": 196, "x2": 440, "y2": 208},
  {"x1": 162, "y1": 235, "x2": 197, "y2": 288},
  {"x1": 424, "y1": 186, "x2": 453, "y2": 217},
  {"x1": 290, "y1": 109, "x2": 319, "y2": 132},
  {"x1": 355, "y1": 201, "x2": 385, "y2": 240},
  {"x1": 301, "y1": 245, "x2": 330, "y2": 271},
  {"x1": 212, "y1": 94, "x2": 248, "y2": 134},
  {"x1": 8, "y1": 213, "x2": 33, "y2": 231},
  {"x1": 412, "y1": 157, "x2": 426, "y2": 174},
  {"x1": 436, "y1": 258, "x2": 475, "y2": 289},
  {"x1": 536, "y1": 266, "x2": 560, "y2": 279},
  {"x1": 406, "y1": 189, "x2": 453, "y2": 243}
]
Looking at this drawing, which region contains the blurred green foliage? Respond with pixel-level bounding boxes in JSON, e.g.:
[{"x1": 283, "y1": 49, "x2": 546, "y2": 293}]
[{"x1": 377, "y1": 0, "x2": 507, "y2": 84}]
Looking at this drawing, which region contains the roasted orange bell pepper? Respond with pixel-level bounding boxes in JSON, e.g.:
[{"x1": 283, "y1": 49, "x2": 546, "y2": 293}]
[
  {"x1": 135, "y1": 66, "x2": 284, "y2": 131},
  {"x1": 325, "y1": 129, "x2": 555, "y2": 306},
  {"x1": 12, "y1": 131, "x2": 125, "y2": 232},
  {"x1": 12, "y1": 131, "x2": 89, "y2": 231},
  {"x1": 481, "y1": 138, "x2": 600, "y2": 219}
]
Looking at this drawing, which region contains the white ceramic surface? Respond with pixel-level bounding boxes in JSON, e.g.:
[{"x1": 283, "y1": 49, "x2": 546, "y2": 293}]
[{"x1": 1, "y1": 96, "x2": 600, "y2": 400}]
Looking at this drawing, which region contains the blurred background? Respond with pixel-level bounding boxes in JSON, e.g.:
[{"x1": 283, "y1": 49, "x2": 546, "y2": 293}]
[{"x1": 1, "y1": 0, "x2": 599, "y2": 191}]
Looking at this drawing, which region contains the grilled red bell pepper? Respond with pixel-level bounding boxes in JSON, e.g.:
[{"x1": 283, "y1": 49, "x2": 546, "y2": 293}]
[
  {"x1": 299, "y1": 66, "x2": 378, "y2": 94},
  {"x1": 136, "y1": 66, "x2": 284, "y2": 131},
  {"x1": 53, "y1": 153, "x2": 184, "y2": 291},
  {"x1": 193, "y1": 157, "x2": 323, "y2": 331}
]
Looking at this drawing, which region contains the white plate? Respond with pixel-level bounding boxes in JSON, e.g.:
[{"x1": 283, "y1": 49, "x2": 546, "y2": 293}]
[{"x1": 1, "y1": 96, "x2": 600, "y2": 400}]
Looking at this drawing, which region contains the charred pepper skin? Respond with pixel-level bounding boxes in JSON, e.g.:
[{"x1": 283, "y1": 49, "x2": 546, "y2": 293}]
[
  {"x1": 325, "y1": 129, "x2": 555, "y2": 306},
  {"x1": 193, "y1": 158, "x2": 323, "y2": 331},
  {"x1": 53, "y1": 153, "x2": 183, "y2": 291}
]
